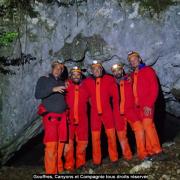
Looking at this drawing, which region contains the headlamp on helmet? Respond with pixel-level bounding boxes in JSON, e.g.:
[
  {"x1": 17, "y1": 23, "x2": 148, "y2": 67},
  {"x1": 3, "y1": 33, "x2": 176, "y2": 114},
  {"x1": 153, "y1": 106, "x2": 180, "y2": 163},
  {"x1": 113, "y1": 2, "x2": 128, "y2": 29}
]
[
  {"x1": 127, "y1": 51, "x2": 140, "y2": 61},
  {"x1": 70, "y1": 66, "x2": 82, "y2": 74},
  {"x1": 91, "y1": 60, "x2": 102, "y2": 68},
  {"x1": 111, "y1": 64, "x2": 124, "y2": 71}
]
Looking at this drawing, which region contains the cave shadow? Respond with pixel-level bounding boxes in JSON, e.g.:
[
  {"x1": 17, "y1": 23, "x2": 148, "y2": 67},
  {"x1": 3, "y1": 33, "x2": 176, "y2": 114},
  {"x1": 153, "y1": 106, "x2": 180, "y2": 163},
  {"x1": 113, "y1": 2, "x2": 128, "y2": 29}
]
[
  {"x1": 154, "y1": 77, "x2": 166, "y2": 144},
  {"x1": 6, "y1": 132, "x2": 44, "y2": 166},
  {"x1": 154, "y1": 77, "x2": 180, "y2": 144}
]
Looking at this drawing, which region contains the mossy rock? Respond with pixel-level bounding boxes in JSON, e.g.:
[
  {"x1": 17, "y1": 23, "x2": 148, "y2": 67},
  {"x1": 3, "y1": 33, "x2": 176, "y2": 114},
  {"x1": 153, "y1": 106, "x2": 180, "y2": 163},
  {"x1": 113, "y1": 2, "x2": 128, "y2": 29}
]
[
  {"x1": 55, "y1": 33, "x2": 108, "y2": 61},
  {"x1": 125, "y1": 0, "x2": 176, "y2": 16},
  {"x1": 55, "y1": 33, "x2": 87, "y2": 61}
]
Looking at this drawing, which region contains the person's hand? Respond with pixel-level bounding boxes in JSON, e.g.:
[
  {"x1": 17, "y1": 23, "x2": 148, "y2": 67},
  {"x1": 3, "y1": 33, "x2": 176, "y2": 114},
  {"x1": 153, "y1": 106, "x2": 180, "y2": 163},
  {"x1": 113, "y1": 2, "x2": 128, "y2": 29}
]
[
  {"x1": 143, "y1": 106, "x2": 152, "y2": 116},
  {"x1": 52, "y1": 86, "x2": 66, "y2": 93},
  {"x1": 65, "y1": 81, "x2": 69, "y2": 88}
]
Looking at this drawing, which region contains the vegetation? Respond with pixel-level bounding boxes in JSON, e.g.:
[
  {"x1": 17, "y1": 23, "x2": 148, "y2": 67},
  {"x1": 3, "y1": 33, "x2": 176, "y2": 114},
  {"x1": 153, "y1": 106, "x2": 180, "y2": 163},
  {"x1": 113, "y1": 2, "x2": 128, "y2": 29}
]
[
  {"x1": 0, "y1": 0, "x2": 38, "y2": 75},
  {"x1": 0, "y1": 32, "x2": 18, "y2": 47},
  {"x1": 125, "y1": 0, "x2": 176, "y2": 16}
]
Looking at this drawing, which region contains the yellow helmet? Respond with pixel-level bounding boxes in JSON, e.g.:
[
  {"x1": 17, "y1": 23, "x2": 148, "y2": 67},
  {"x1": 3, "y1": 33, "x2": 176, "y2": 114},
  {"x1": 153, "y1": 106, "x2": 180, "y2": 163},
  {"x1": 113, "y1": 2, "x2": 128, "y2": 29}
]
[
  {"x1": 70, "y1": 66, "x2": 82, "y2": 74},
  {"x1": 111, "y1": 63, "x2": 124, "y2": 71},
  {"x1": 127, "y1": 51, "x2": 140, "y2": 61},
  {"x1": 91, "y1": 60, "x2": 102, "y2": 68}
]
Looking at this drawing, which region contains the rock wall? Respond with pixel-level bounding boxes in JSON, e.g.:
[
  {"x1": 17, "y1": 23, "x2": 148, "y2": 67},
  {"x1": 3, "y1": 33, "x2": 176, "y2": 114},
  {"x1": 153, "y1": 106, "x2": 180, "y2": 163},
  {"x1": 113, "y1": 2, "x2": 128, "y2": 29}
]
[{"x1": 0, "y1": 0, "x2": 180, "y2": 164}]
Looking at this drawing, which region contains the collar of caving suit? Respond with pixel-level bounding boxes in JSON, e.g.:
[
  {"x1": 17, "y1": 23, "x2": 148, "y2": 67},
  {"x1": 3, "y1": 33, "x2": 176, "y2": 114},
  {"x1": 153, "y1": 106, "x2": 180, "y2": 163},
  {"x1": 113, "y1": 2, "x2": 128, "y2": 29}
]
[{"x1": 138, "y1": 63, "x2": 146, "y2": 70}]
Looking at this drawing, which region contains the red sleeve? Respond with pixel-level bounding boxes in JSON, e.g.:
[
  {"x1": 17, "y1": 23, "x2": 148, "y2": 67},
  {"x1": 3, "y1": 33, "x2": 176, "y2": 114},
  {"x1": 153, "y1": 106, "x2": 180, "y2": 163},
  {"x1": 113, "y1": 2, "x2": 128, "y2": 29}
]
[{"x1": 146, "y1": 68, "x2": 159, "y2": 107}]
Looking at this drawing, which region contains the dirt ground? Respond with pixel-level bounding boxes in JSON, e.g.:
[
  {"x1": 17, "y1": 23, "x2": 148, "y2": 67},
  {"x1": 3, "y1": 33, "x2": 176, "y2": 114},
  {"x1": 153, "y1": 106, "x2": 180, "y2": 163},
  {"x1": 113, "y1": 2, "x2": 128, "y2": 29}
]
[{"x1": 1, "y1": 113, "x2": 180, "y2": 180}]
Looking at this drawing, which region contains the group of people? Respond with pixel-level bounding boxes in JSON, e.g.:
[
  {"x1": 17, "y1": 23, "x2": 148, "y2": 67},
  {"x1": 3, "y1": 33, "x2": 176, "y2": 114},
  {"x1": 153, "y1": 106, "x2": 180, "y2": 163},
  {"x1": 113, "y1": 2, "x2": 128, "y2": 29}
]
[{"x1": 35, "y1": 51, "x2": 163, "y2": 174}]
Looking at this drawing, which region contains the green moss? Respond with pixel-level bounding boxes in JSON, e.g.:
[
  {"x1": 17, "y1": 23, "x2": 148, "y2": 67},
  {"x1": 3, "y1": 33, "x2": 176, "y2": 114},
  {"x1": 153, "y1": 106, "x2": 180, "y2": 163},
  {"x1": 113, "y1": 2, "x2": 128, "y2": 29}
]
[
  {"x1": 125, "y1": 0, "x2": 176, "y2": 15},
  {"x1": 0, "y1": 0, "x2": 39, "y2": 27},
  {"x1": 0, "y1": 32, "x2": 18, "y2": 47}
]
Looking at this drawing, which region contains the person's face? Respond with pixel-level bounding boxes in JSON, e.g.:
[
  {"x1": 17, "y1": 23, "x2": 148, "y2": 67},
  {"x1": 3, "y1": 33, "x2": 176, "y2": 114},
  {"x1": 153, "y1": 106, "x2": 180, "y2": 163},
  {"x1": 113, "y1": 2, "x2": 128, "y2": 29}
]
[
  {"x1": 71, "y1": 71, "x2": 81, "y2": 83},
  {"x1": 129, "y1": 56, "x2": 140, "y2": 69},
  {"x1": 112, "y1": 68, "x2": 123, "y2": 79},
  {"x1": 91, "y1": 66, "x2": 103, "y2": 78},
  {"x1": 52, "y1": 64, "x2": 63, "y2": 78}
]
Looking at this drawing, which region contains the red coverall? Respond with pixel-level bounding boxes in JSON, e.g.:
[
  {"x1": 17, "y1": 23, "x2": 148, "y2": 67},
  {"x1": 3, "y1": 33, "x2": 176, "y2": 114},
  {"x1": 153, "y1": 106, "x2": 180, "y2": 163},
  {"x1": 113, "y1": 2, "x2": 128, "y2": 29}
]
[
  {"x1": 64, "y1": 80, "x2": 89, "y2": 170},
  {"x1": 84, "y1": 74, "x2": 124, "y2": 164},
  {"x1": 38, "y1": 104, "x2": 67, "y2": 173},
  {"x1": 116, "y1": 75, "x2": 147, "y2": 160},
  {"x1": 132, "y1": 66, "x2": 162, "y2": 155}
]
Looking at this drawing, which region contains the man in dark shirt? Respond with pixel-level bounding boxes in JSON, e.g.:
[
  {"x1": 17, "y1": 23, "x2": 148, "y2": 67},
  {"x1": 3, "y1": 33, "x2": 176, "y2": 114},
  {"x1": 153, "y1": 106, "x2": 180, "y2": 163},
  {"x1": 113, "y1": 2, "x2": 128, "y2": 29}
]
[{"x1": 35, "y1": 60, "x2": 67, "y2": 174}]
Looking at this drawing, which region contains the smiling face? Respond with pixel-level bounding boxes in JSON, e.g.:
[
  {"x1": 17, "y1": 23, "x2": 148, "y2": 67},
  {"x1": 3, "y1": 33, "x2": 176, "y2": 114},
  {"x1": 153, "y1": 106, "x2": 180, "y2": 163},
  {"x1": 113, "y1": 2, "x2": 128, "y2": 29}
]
[
  {"x1": 52, "y1": 64, "x2": 64, "y2": 78},
  {"x1": 112, "y1": 68, "x2": 123, "y2": 79},
  {"x1": 91, "y1": 65, "x2": 103, "y2": 78},
  {"x1": 129, "y1": 55, "x2": 141, "y2": 69},
  {"x1": 71, "y1": 71, "x2": 82, "y2": 84}
]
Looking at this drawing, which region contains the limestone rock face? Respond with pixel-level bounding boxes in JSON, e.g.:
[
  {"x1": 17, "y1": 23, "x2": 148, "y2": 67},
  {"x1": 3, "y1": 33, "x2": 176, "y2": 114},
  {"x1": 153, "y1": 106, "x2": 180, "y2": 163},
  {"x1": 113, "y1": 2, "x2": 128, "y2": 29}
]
[{"x1": 0, "y1": 0, "x2": 180, "y2": 164}]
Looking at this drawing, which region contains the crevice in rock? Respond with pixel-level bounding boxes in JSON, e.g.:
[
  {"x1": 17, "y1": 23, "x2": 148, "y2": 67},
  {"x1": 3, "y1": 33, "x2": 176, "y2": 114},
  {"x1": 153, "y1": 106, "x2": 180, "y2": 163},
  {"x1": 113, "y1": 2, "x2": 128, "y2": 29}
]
[
  {"x1": 0, "y1": 53, "x2": 36, "y2": 75},
  {"x1": 54, "y1": 0, "x2": 87, "y2": 8}
]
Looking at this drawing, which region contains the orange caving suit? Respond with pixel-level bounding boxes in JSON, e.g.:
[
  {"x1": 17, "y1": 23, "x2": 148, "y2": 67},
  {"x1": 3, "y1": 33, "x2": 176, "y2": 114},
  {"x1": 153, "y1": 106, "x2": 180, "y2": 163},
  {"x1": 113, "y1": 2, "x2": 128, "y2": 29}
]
[
  {"x1": 84, "y1": 74, "x2": 124, "y2": 164},
  {"x1": 132, "y1": 65, "x2": 162, "y2": 155},
  {"x1": 35, "y1": 74, "x2": 68, "y2": 174},
  {"x1": 115, "y1": 75, "x2": 147, "y2": 160},
  {"x1": 64, "y1": 80, "x2": 89, "y2": 170}
]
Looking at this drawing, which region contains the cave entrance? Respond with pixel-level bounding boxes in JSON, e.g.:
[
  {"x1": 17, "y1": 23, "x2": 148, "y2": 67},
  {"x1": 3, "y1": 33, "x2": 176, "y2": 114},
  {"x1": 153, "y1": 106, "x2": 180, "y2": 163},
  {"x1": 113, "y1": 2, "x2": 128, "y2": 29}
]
[{"x1": 5, "y1": 112, "x2": 180, "y2": 167}]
